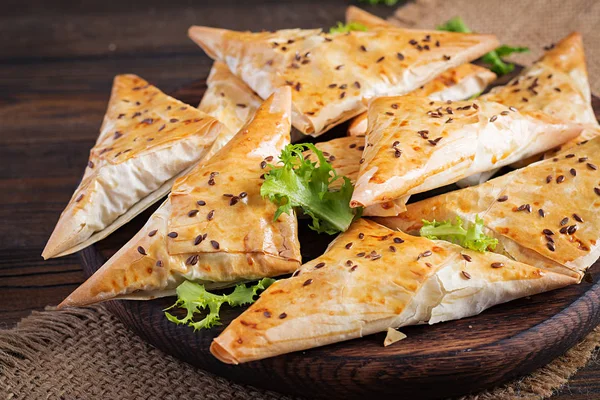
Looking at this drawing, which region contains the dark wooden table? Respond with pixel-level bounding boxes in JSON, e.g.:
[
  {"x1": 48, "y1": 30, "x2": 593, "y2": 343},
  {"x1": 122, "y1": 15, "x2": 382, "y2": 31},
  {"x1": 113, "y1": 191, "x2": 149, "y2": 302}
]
[{"x1": 1, "y1": 1, "x2": 598, "y2": 398}]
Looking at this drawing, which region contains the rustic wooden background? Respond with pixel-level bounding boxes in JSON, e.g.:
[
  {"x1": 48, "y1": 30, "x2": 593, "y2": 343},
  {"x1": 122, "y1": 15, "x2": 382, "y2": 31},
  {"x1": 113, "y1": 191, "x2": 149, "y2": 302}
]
[{"x1": 1, "y1": 0, "x2": 598, "y2": 398}]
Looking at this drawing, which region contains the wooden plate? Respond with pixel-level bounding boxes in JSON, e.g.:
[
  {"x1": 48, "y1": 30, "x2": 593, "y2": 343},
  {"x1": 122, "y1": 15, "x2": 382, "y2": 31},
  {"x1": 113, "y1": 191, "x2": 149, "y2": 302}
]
[{"x1": 80, "y1": 69, "x2": 600, "y2": 400}]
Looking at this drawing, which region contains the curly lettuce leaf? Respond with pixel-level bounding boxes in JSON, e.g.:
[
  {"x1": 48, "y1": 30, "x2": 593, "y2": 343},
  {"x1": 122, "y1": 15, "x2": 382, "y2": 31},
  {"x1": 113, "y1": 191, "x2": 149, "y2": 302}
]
[
  {"x1": 437, "y1": 16, "x2": 529, "y2": 76},
  {"x1": 420, "y1": 215, "x2": 498, "y2": 252},
  {"x1": 329, "y1": 21, "x2": 368, "y2": 34},
  {"x1": 164, "y1": 278, "x2": 275, "y2": 331},
  {"x1": 260, "y1": 143, "x2": 361, "y2": 235}
]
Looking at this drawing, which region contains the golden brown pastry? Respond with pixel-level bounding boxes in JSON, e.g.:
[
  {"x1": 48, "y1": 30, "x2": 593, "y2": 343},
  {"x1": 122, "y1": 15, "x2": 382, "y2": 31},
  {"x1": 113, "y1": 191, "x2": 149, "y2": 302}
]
[
  {"x1": 211, "y1": 219, "x2": 576, "y2": 364},
  {"x1": 376, "y1": 137, "x2": 600, "y2": 280},
  {"x1": 345, "y1": 7, "x2": 496, "y2": 137},
  {"x1": 458, "y1": 32, "x2": 598, "y2": 187},
  {"x1": 188, "y1": 24, "x2": 498, "y2": 136},
  {"x1": 198, "y1": 61, "x2": 262, "y2": 160},
  {"x1": 59, "y1": 87, "x2": 301, "y2": 307},
  {"x1": 350, "y1": 95, "x2": 582, "y2": 211},
  {"x1": 42, "y1": 75, "x2": 226, "y2": 259}
]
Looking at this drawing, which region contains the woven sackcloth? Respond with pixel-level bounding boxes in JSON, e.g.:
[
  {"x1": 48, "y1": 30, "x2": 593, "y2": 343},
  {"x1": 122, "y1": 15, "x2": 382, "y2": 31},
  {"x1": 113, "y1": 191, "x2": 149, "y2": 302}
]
[{"x1": 2, "y1": 1, "x2": 600, "y2": 399}]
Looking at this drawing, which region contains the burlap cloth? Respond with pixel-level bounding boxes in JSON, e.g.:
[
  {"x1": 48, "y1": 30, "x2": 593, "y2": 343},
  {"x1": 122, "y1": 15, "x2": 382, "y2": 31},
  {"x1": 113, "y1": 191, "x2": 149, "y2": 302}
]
[{"x1": 2, "y1": 1, "x2": 600, "y2": 399}]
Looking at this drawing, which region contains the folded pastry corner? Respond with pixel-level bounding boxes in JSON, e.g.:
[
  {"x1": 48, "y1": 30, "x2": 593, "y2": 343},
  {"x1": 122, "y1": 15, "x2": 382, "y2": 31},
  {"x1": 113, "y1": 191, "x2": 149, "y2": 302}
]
[
  {"x1": 42, "y1": 74, "x2": 226, "y2": 259},
  {"x1": 188, "y1": 24, "x2": 498, "y2": 136},
  {"x1": 59, "y1": 86, "x2": 301, "y2": 308},
  {"x1": 376, "y1": 137, "x2": 600, "y2": 280},
  {"x1": 210, "y1": 218, "x2": 576, "y2": 364},
  {"x1": 350, "y1": 95, "x2": 582, "y2": 210}
]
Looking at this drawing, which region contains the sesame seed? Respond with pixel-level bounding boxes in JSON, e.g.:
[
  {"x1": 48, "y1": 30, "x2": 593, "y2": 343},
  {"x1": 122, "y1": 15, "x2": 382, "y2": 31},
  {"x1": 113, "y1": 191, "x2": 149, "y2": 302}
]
[
  {"x1": 491, "y1": 262, "x2": 504, "y2": 268},
  {"x1": 546, "y1": 175, "x2": 553, "y2": 184},
  {"x1": 279, "y1": 313, "x2": 287, "y2": 319},
  {"x1": 229, "y1": 197, "x2": 239, "y2": 206},
  {"x1": 188, "y1": 209, "x2": 199, "y2": 217},
  {"x1": 543, "y1": 229, "x2": 554, "y2": 236},
  {"x1": 207, "y1": 210, "x2": 215, "y2": 220},
  {"x1": 148, "y1": 229, "x2": 158, "y2": 237},
  {"x1": 473, "y1": 103, "x2": 479, "y2": 110},
  {"x1": 386, "y1": 111, "x2": 394, "y2": 116},
  {"x1": 358, "y1": 233, "x2": 365, "y2": 239},
  {"x1": 497, "y1": 195, "x2": 508, "y2": 202},
  {"x1": 197, "y1": 200, "x2": 206, "y2": 206},
  {"x1": 239, "y1": 192, "x2": 248, "y2": 198},
  {"x1": 394, "y1": 237, "x2": 404, "y2": 244},
  {"x1": 88, "y1": 160, "x2": 95, "y2": 168},
  {"x1": 376, "y1": 56, "x2": 385, "y2": 63},
  {"x1": 595, "y1": 188, "x2": 600, "y2": 196},
  {"x1": 419, "y1": 250, "x2": 432, "y2": 259},
  {"x1": 428, "y1": 137, "x2": 442, "y2": 146},
  {"x1": 358, "y1": 146, "x2": 365, "y2": 151},
  {"x1": 335, "y1": 65, "x2": 344, "y2": 70},
  {"x1": 328, "y1": 83, "x2": 337, "y2": 88},
  {"x1": 565, "y1": 154, "x2": 575, "y2": 158},
  {"x1": 260, "y1": 161, "x2": 267, "y2": 169},
  {"x1": 210, "y1": 240, "x2": 220, "y2": 249},
  {"x1": 167, "y1": 232, "x2": 178, "y2": 238},
  {"x1": 587, "y1": 163, "x2": 598, "y2": 170},
  {"x1": 490, "y1": 115, "x2": 498, "y2": 122},
  {"x1": 208, "y1": 178, "x2": 215, "y2": 185},
  {"x1": 545, "y1": 235, "x2": 554, "y2": 243},
  {"x1": 462, "y1": 271, "x2": 471, "y2": 279},
  {"x1": 350, "y1": 265, "x2": 358, "y2": 272},
  {"x1": 345, "y1": 242, "x2": 353, "y2": 249},
  {"x1": 389, "y1": 245, "x2": 396, "y2": 252},
  {"x1": 349, "y1": 143, "x2": 357, "y2": 149},
  {"x1": 345, "y1": 260, "x2": 353, "y2": 266},
  {"x1": 156, "y1": 260, "x2": 163, "y2": 268},
  {"x1": 397, "y1": 52, "x2": 405, "y2": 60},
  {"x1": 356, "y1": 252, "x2": 365, "y2": 257},
  {"x1": 371, "y1": 254, "x2": 382, "y2": 261},
  {"x1": 516, "y1": 204, "x2": 531, "y2": 212},
  {"x1": 556, "y1": 175, "x2": 565, "y2": 184},
  {"x1": 573, "y1": 213, "x2": 584, "y2": 223},
  {"x1": 394, "y1": 149, "x2": 402, "y2": 158},
  {"x1": 560, "y1": 217, "x2": 569, "y2": 226},
  {"x1": 538, "y1": 209, "x2": 545, "y2": 218},
  {"x1": 462, "y1": 254, "x2": 472, "y2": 262},
  {"x1": 560, "y1": 226, "x2": 569, "y2": 234},
  {"x1": 567, "y1": 225, "x2": 578, "y2": 235},
  {"x1": 137, "y1": 246, "x2": 146, "y2": 255},
  {"x1": 303, "y1": 279, "x2": 313, "y2": 286},
  {"x1": 354, "y1": 81, "x2": 361, "y2": 89},
  {"x1": 578, "y1": 157, "x2": 588, "y2": 163},
  {"x1": 315, "y1": 262, "x2": 325, "y2": 269},
  {"x1": 359, "y1": 158, "x2": 365, "y2": 164},
  {"x1": 194, "y1": 234, "x2": 204, "y2": 245},
  {"x1": 547, "y1": 242, "x2": 556, "y2": 252},
  {"x1": 186, "y1": 255, "x2": 199, "y2": 265},
  {"x1": 501, "y1": 111, "x2": 510, "y2": 116},
  {"x1": 340, "y1": 92, "x2": 346, "y2": 99},
  {"x1": 570, "y1": 168, "x2": 577, "y2": 176},
  {"x1": 360, "y1": 45, "x2": 367, "y2": 51}
]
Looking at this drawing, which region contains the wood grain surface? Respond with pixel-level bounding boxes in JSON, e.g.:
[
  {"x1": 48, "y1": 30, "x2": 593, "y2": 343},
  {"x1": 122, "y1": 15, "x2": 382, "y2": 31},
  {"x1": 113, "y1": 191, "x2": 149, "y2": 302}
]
[{"x1": 2, "y1": 1, "x2": 600, "y2": 398}]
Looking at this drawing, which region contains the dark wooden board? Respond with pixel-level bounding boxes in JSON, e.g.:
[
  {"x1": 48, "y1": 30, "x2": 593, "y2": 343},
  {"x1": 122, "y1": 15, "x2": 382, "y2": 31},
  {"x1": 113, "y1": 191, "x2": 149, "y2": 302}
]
[{"x1": 80, "y1": 72, "x2": 600, "y2": 399}]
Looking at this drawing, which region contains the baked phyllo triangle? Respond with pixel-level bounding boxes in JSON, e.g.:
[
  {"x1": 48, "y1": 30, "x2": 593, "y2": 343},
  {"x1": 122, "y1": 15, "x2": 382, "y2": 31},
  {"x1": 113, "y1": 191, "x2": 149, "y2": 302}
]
[
  {"x1": 188, "y1": 24, "x2": 498, "y2": 136},
  {"x1": 345, "y1": 7, "x2": 496, "y2": 137},
  {"x1": 59, "y1": 87, "x2": 301, "y2": 307},
  {"x1": 42, "y1": 75, "x2": 226, "y2": 259},
  {"x1": 350, "y1": 95, "x2": 581, "y2": 212},
  {"x1": 376, "y1": 137, "x2": 600, "y2": 280},
  {"x1": 210, "y1": 218, "x2": 576, "y2": 364}
]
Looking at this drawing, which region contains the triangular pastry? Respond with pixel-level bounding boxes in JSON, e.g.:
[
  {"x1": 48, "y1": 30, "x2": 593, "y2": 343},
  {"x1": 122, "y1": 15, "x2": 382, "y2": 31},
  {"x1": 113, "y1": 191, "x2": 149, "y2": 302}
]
[
  {"x1": 210, "y1": 218, "x2": 576, "y2": 364},
  {"x1": 42, "y1": 75, "x2": 226, "y2": 259},
  {"x1": 376, "y1": 138, "x2": 600, "y2": 280},
  {"x1": 188, "y1": 24, "x2": 498, "y2": 136},
  {"x1": 346, "y1": 7, "x2": 496, "y2": 137},
  {"x1": 350, "y1": 95, "x2": 582, "y2": 211},
  {"x1": 198, "y1": 62, "x2": 262, "y2": 160},
  {"x1": 59, "y1": 87, "x2": 301, "y2": 307},
  {"x1": 458, "y1": 32, "x2": 598, "y2": 187}
]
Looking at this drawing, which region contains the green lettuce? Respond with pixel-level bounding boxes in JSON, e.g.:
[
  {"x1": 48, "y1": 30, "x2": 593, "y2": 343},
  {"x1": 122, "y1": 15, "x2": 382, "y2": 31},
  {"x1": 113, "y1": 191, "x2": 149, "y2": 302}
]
[
  {"x1": 329, "y1": 21, "x2": 368, "y2": 34},
  {"x1": 165, "y1": 278, "x2": 275, "y2": 331},
  {"x1": 261, "y1": 143, "x2": 361, "y2": 235},
  {"x1": 437, "y1": 16, "x2": 529, "y2": 76},
  {"x1": 420, "y1": 215, "x2": 498, "y2": 252}
]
